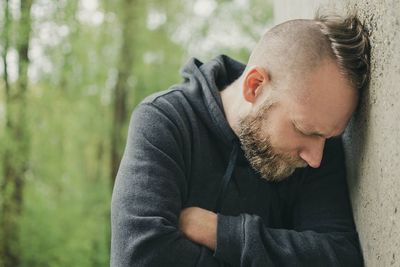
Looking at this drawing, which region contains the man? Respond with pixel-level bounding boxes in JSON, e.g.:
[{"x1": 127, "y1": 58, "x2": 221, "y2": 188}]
[{"x1": 111, "y1": 13, "x2": 370, "y2": 267}]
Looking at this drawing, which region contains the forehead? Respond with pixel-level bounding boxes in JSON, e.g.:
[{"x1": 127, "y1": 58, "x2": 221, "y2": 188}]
[{"x1": 285, "y1": 60, "x2": 358, "y2": 135}]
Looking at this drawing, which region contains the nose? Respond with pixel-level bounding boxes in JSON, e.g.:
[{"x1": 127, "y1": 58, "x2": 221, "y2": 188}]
[{"x1": 299, "y1": 137, "x2": 326, "y2": 168}]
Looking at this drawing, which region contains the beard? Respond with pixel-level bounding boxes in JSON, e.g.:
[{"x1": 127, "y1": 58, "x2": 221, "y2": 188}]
[{"x1": 237, "y1": 100, "x2": 307, "y2": 182}]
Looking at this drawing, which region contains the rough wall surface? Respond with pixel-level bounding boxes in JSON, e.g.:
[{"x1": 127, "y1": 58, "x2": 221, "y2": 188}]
[{"x1": 273, "y1": 1, "x2": 400, "y2": 266}]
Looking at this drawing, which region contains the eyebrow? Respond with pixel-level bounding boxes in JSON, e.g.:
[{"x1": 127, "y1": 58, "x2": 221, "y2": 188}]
[{"x1": 292, "y1": 119, "x2": 343, "y2": 139}]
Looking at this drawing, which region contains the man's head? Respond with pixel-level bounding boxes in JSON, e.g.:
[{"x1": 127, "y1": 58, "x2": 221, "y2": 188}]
[{"x1": 227, "y1": 14, "x2": 370, "y2": 182}]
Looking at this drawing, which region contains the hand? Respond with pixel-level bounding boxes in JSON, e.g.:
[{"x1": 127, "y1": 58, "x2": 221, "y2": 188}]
[{"x1": 178, "y1": 207, "x2": 217, "y2": 251}]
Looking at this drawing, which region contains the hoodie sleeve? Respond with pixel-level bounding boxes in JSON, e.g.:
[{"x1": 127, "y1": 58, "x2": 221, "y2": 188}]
[
  {"x1": 213, "y1": 137, "x2": 364, "y2": 267},
  {"x1": 110, "y1": 103, "x2": 226, "y2": 267}
]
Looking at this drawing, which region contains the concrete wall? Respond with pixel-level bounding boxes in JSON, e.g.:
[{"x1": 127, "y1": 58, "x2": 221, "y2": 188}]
[{"x1": 273, "y1": 1, "x2": 400, "y2": 266}]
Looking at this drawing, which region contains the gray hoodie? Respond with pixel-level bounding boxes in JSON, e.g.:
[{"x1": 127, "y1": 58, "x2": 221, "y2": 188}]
[{"x1": 110, "y1": 55, "x2": 364, "y2": 267}]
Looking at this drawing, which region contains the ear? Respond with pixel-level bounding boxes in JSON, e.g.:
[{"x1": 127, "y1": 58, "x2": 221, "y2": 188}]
[{"x1": 242, "y1": 66, "x2": 270, "y2": 103}]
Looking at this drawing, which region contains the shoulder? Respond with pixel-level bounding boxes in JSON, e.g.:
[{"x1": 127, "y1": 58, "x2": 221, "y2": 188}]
[
  {"x1": 128, "y1": 88, "x2": 191, "y2": 148},
  {"x1": 141, "y1": 87, "x2": 187, "y2": 115},
  {"x1": 133, "y1": 86, "x2": 193, "y2": 133}
]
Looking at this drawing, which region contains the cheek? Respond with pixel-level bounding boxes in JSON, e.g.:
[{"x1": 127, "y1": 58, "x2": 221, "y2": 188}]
[{"x1": 264, "y1": 115, "x2": 301, "y2": 153}]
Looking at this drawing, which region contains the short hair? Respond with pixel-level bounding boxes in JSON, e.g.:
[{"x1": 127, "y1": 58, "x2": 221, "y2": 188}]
[{"x1": 246, "y1": 13, "x2": 371, "y2": 93}]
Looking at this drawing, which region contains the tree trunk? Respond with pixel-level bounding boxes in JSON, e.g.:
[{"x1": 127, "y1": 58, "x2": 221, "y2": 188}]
[
  {"x1": 1, "y1": 1, "x2": 33, "y2": 266},
  {"x1": 110, "y1": 0, "x2": 136, "y2": 187},
  {"x1": 1, "y1": 0, "x2": 11, "y2": 101}
]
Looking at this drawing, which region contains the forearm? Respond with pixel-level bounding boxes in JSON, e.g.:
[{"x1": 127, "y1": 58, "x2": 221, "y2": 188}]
[{"x1": 179, "y1": 207, "x2": 217, "y2": 251}]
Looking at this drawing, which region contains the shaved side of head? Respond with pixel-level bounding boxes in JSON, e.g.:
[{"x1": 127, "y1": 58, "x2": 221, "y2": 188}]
[{"x1": 246, "y1": 19, "x2": 331, "y2": 90}]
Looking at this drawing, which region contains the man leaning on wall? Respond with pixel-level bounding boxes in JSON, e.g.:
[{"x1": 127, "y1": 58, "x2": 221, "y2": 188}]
[{"x1": 111, "y1": 11, "x2": 371, "y2": 267}]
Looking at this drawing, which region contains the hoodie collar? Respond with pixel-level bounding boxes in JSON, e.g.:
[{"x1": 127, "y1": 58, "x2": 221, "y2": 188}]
[{"x1": 180, "y1": 54, "x2": 246, "y2": 147}]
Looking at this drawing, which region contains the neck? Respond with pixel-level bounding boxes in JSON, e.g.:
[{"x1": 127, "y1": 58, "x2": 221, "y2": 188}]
[{"x1": 220, "y1": 78, "x2": 248, "y2": 137}]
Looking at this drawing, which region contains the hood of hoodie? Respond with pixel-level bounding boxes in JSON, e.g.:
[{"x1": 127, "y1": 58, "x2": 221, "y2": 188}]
[
  {"x1": 178, "y1": 55, "x2": 249, "y2": 164},
  {"x1": 177, "y1": 54, "x2": 251, "y2": 212}
]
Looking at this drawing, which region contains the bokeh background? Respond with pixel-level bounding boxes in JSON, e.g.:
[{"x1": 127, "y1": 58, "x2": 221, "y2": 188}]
[{"x1": 0, "y1": 0, "x2": 273, "y2": 266}]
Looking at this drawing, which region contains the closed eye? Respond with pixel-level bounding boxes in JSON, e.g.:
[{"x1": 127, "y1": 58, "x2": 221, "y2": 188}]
[
  {"x1": 292, "y1": 120, "x2": 326, "y2": 138},
  {"x1": 292, "y1": 120, "x2": 344, "y2": 140},
  {"x1": 292, "y1": 120, "x2": 309, "y2": 136}
]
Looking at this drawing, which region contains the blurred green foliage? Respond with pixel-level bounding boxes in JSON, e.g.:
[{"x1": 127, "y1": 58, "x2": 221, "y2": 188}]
[{"x1": 0, "y1": 0, "x2": 272, "y2": 266}]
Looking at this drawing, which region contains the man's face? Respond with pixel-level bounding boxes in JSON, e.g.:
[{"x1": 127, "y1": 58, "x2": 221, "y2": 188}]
[{"x1": 238, "y1": 60, "x2": 358, "y2": 182}]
